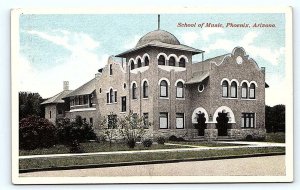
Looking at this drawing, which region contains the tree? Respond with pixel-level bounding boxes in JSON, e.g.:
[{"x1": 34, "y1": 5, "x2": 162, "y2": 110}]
[
  {"x1": 265, "y1": 104, "x2": 285, "y2": 133},
  {"x1": 194, "y1": 112, "x2": 206, "y2": 136},
  {"x1": 19, "y1": 92, "x2": 45, "y2": 120},
  {"x1": 99, "y1": 114, "x2": 118, "y2": 147}
]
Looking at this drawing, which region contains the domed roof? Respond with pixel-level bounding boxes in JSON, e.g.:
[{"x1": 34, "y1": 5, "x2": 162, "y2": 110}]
[{"x1": 136, "y1": 30, "x2": 180, "y2": 47}]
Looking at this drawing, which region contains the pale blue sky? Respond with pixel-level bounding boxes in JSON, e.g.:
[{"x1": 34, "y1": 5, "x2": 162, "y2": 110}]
[{"x1": 19, "y1": 13, "x2": 286, "y2": 106}]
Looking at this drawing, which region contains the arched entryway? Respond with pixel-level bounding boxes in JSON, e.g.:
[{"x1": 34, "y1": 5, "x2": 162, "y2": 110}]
[
  {"x1": 192, "y1": 107, "x2": 209, "y2": 136},
  {"x1": 213, "y1": 106, "x2": 235, "y2": 137}
]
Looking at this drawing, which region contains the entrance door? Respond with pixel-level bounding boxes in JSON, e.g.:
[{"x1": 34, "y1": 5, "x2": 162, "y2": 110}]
[
  {"x1": 195, "y1": 111, "x2": 206, "y2": 136},
  {"x1": 216, "y1": 112, "x2": 229, "y2": 136}
]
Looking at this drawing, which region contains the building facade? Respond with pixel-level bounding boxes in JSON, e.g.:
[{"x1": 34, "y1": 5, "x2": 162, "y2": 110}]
[{"x1": 42, "y1": 28, "x2": 268, "y2": 141}]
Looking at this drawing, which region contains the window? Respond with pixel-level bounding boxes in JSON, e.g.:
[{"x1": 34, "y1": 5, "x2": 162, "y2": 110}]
[
  {"x1": 110, "y1": 88, "x2": 114, "y2": 103},
  {"x1": 137, "y1": 58, "x2": 142, "y2": 68},
  {"x1": 99, "y1": 88, "x2": 102, "y2": 93},
  {"x1": 169, "y1": 56, "x2": 175, "y2": 66},
  {"x1": 143, "y1": 113, "x2": 149, "y2": 128},
  {"x1": 106, "y1": 92, "x2": 109, "y2": 103},
  {"x1": 176, "y1": 113, "x2": 184, "y2": 129},
  {"x1": 84, "y1": 95, "x2": 88, "y2": 104},
  {"x1": 130, "y1": 61, "x2": 134, "y2": 70},
  {"x1": 132, "y1": 83, "x2": 137, "y2": 99},
  {"x1": 241, "y1": 113, "x2": 255, "y2": 128},
  {"x1": 160, "y1": 80, "x2": 168, "y2": 97},
  {"x1": 179, "y1": 58, "x2": 186, "y2": 67},
  {"x1": 121, "y1": 96, "x2": 126, "y2": 112},
  {"x1": 90, "y1": 118, "x2": 93, "y2": 126},
  {"x1": 159, "y1": 112, "x2": 168, "y2": 129},
  {"x1": 143, "y1": 81, "x2": 149, "y2": 98},
  {"x1": 109, "y1": 64, "x2": 113, "y2": 75},
  {"x1": 241, "y1": 82, "x2": 248, "y2": 98},
  {"x1": 144, "y1": 56, "x2": 149, "y2": 66},
  {"x1": 49, "y1": 111, "x2": 52, "y2": 118},
  {"x1": 222, "y1": 81, "x2": 229, "y2": 97},
  {"x1": 79, "y1": 96, "x2": 83, "y2": 105},
  {"x1": 176, "y1": 81, "x2": 184, "y2": 98},
  {"x1": 108, "y1": 114, "x2": 117, "y2": 129},
  {"x1": 114, "y1": 91, "x2": 117, "y2": 103},
  {"x1": 198, "y1": 83, "x2": 204, "y2": 92},
  {"x1": 230, "y1": 81, "x2": 237, "y2": 98},
  {"x1": 58, "y1": 109, "x2": 63, "y2": 114},
  {"x1": 158, "y1": 55, "x2": 166, "y2": 65},
  {"x1": 249, "y1": 83, "x2": 256, "y2": 99}
]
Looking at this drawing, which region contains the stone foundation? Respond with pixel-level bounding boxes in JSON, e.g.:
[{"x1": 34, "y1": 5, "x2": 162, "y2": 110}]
[
  {"x1": 228, "y1": 128, "x2": 266, "y2": 140},
  {"x1": 204, "y1": 129, "x2": 218, "y2": 140}
]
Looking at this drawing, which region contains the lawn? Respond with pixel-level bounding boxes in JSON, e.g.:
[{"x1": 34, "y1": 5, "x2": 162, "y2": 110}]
[
  {"x1": 19, "y1": 146, "x2": 285, "y2": 170},
  {"x1": 167, "y1": 141, "x2": 245, "y2": 147},
  {"x1": 265, "y1": 132, "x2": 285, "y2": 143},
  {"x1": 19, "y1": 142, "x2": 186, "y2": 156}
]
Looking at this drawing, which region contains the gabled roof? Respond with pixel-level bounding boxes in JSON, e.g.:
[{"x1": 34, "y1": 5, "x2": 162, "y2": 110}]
[
  {"x1": 64, "y1": 78, "x2": 96, "y2": 98},
  {"x1": 186, "y1": 71, "x2": 210, "y2": 85},
  {"x1": 41, "y1": 90, "x2": 72, "y2": 105},
  {"x1": 116, "y1": 41, "x2": 204, "y2": 57}
]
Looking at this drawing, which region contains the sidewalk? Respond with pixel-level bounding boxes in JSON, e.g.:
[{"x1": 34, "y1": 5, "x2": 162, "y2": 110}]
[{"x1": 19, "y1": 141, "x2": 285, "y2": 160}]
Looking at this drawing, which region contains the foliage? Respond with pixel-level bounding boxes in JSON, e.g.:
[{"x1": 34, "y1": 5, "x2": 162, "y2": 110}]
[
  {"x1": 265, "y1": 104, "x2": 285, "y2": 133},
  {"x1": 142, "y1": 139, "x2": 153, "y2": 148},
  {"x1": 99, "y1": 114, "x2": 118, "y2": 147},
  {"x1": 19, "y1": 92, "x2": 45, "y2": 120},
  {"x1": 69, "y1": 140, "x2": 85, "y2": 153},
  {"x1": 194, "y1": 112, "x2": 207, "y2": 136},
  {"x1": 118, "y1": 112, "x2": 146, "y2": 148},
  {"x1": 169, "y1": 135, "x2": 178, "y2": 141},
  {"x1": 157, "y1": 136, "x2": 165, "y2": 145},
  {"x1": 19, "y1": 115, "x2": 56, "y2": 150}
]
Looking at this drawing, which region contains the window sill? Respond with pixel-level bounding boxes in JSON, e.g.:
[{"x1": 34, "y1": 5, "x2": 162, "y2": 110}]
[
  {"x1": 159, "y1": 97, "x2": 169, "y2": 100},
  {"x1": 176, "y1": 98, "x2": 185, "y2": 100},
  {"x1": 241, "y1": 98, "x2": 257, "y2": 101},
  {"x1": 120, "y1": 112, "x2": 126, "y2": 114},
  {"x1": 143, "y1": 97, "x2": 149, "y2": 100},
  {"x1": 176, "y1": 128, "x2": 185, "y2": 129},
  {"x1": 222, "y1": 97, "x2": 238, "y2": 100}
]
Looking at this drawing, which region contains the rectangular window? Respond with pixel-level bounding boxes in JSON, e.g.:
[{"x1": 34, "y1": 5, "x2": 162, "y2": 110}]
[
  {"x1": 241, "y1": 88, "x2": 247, "y2": 98},
  {"x1": 108, "y1": 114, "x2": 117, "y2": 129},
  {"x1": 231, "y1": 86, "x2": 237, "y2": 98},
  {"x1": 176, "y1": 87, "x2": 183, "y2": 98},
  {"x1": 222, "y1": 86, "x2": 228, "y2": 97},
  {"x1": 114, "y1": 91, "x2": 117, "y2": 103},
  {"x1": 90, "y1": 118, "x2": 93, "y2": 126},
  {"x1": 109, "y1": 64, "x2": 113, "y2": 75},
  {"x1": 176, "y1": 113, "x2": 184, "y2": 129},
  {"x1": 159, "y1": 112, "x2": 168, "y2": 129},
  {"x1": 106, "y1": 93, "x2": 109, "y2": 103},
  {"x1": 249, "y1": 89, "x2": 255, "y2": 99},
  {"x1": 49, "y1": 111, "x2": 51, "y2": 118},
  {"x1": 241, "y1": 113, "x2": 255, "y2": 128},
  {"x1": 121, "y1": 96, "x2": 126, "y2": 112},
  {"x1": 143, "y1": 113, "x2": 149, "y2": 128}
]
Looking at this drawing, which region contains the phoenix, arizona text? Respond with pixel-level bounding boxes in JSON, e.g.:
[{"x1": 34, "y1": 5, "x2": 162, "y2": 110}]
[{"x1": 177, "y1": 22, "x2": 276, "y2": 28}]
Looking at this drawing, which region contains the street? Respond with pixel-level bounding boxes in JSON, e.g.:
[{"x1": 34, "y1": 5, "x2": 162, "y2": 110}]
[{"x1": 20, "y1": 155, "x2": 285, "y2": 177}]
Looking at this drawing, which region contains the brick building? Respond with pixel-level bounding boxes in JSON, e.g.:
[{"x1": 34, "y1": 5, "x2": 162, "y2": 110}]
[{"x1": 42, "y1": 27, "x2": 268, "y2": 140}]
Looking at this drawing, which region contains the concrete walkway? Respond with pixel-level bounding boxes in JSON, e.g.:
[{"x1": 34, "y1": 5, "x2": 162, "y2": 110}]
[{"x1": 19, "y1": 141, "x2": 285, "y2": 160}]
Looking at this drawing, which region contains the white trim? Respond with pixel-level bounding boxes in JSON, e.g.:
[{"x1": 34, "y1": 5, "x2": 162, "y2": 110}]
[
  {"x1": 241, "y1": 80, "x2": 250, "y2": 87},
  {"x1": 213, "y1": 106, "x2": 236, "y2": 123},
  {"x1": 158, "y1": 65, "x2": 186, "y2": 72},
  {"x1": 220, "y1": 78, "x2": 230, "y2": 85},
  {"x1": 174, "y1": 79, "x2": 185, "y2": 86},
  {"x1": 128, "y1": 58, "x2": 135, "y2": 65},
  {"x1": 141, "y1": 78, "x2": 149, "y2": 87},
  {"x1": 249, "y1": 81, "x2": 258, "y2": 87},
  {"x1": 192, "y1": 107, "x2": 209, "y2": 124},
  {"x1": 157, "y1": 52, "x2": 168, "y2": 60},
  {"x1": 158, "y1": 77, "x2": 170, "y2": 85},
  {"x1": 198, "y1": 84, "x2": 205, "y2": 92},
  {"x1": 167, "y1": 54, "x2": 179, "y2": 62},
  {"x1": 130, "y1": 81, "x2": 137, "y2": 88},
  {"x1": 230, "y1": 79, "x2": 240, "y2": 86},
  {"x1": 178, "y1": 55, "x2": 189, "y2": 63},
  {"x1": 141, "y1": 53, "x2": 150, "y2": 63},
  {"x1": 69, "y1": 108, "x2": 96, "y2": 112}
]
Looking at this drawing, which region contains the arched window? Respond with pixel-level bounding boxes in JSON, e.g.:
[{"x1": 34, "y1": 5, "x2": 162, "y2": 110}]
[
  {"x1": 130, "y1": 61, "x2": 134, "y2": 70},
  {"x1": 132, "y1": 83, "x2": 137, "y2": 99},
  {"x1": 249, "y1": 83, "x2": 256, "y2": 99},
  {"x1": 137, "y1": 58, "x2": 142, "y2": 68},
  {"x1": 169, "y1": 56, "x2": 175, "y2": 66},
  {"x1": 110, "y1": 88, "x2": 114, "y2": 103},
  {"x1": 143, "y1": 81, "x2": 149, "y2": 98},
  {"x1": 231, "y1": 81, "x2": 237, "y2": 98},
  {"x1": 109, "y1": 64, "x2": 113, "y2": 75},
  {"x1": 222, "y1": 81, "x2": 229, "y2": 97},
  {"x1": 158, "y1": 55, "x2": 166, "y2": 65},
  {"x1": 176, "y1": 81, "x2": 184, "y2": 98},
  {"x1": 160, "y1": 80, "x2": 168, "y2": 97},
  {"x1": 179, "y1": 58, "x2": 186, "y2": 67},
  {"x1": 241, "y1": 82, "x2": 248, "y2": 98},
  {"x1": 144, "y1": 56, "x2": 149, "y2": 66}
]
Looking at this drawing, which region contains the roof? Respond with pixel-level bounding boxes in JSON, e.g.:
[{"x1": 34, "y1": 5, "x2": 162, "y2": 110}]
[
  {"x1": 116, "y1": 41, "x2": 203, "y2": 57},
  {"x1": 64, "y1": 78, "x2": 96, "y2": 98},
  {"x1": 136, "y1": 30, "x2": 180, "y2": 47},
  {"x1": 186, "y1": 71, "x2": 210, "y2": 85},
  {"x1": 41, "y1": 90, "x2": 72, "y2": 105},
  {"x1": 194, "y1": 53, "x2": 230, "y2": 65}
]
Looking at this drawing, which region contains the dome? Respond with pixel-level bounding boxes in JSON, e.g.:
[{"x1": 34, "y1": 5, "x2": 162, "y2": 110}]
[{"x1": 136, "y1": 30, "x2": 180, "y2": 47}]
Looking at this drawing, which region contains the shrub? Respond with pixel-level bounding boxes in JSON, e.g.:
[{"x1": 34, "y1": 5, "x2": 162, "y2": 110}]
[
  {"x1": 142, "y1": 139, "x2": 153, "y2": 148},
  {"x1": 245, "y1": 135, "x2": 253, "y2": 141},
  {"x1": 127, "y1": 138, "x2": 136, "y2": 148},
  {"x1": 69, "y1": 140, "x2": 85, "y2": 153},
  {"x1": 169, "y1": 135, "x2": 178, "y2": 141},
  {"x1": 177, "y1": 137, "x2": 185, "y2": 142},
  {"x1": 19, "y1": 115, "x2": 56, "y2": 150},
  {"x1": 157, "y1": 136, "x2": 165, "y2": 145}
]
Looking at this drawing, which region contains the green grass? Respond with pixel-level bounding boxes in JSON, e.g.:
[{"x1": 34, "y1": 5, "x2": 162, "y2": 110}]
[
  {"x1": 19, "y1": 146, "x2": 285, "y2": 170},
  {"x1": 265, "y1": 132, "x2": 285, "y2": 143},
  {"x1": 167, "y1": 141, "x2": 245, "y2": 147},
  {"x1": 19, "y1": 142, "x2": 185, "y2": 156}
]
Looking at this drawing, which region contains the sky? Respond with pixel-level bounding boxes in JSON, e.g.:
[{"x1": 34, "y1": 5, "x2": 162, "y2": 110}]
[{"x1": 19, "y1": 13, "x2": 286, "y2": 106}]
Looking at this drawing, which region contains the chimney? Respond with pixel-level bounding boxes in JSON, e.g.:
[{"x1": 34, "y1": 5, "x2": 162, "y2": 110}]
[{"x1": 63, "y1": 81, "x2": 69, "y2": 90}]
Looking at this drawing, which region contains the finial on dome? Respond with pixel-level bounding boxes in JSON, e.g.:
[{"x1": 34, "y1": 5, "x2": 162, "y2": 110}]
[{"x1": 158, "y1": 14, "x2": 160, "y2": 30}]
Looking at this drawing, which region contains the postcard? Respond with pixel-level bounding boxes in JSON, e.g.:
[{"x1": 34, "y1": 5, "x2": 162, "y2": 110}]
[{"x1": 11, "y1": 7, "x2": 293, "y2": 184}]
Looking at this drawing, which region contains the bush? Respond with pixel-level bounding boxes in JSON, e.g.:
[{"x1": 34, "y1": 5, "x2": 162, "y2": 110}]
[
  {"x1": 127, "y1": 138, "x2": 136, "y2": 148},
  {"x1": 177, "y1": 137, "x2": 185, "y2": 142},
  {"x1": 69, "y1": 140, "x2": 85, "y2": 153},
  {"x1": 157, "y1": 136, "x2": 165, "y2": 145},
  {"x1": 142, "y1": 139, "x2": 153, "y2": 148},
  {"x1": 19, "y1": 115, "x2": 56, "y2": 150},
  {"x1": 169, "y1": 135, "x2": 178, "y2": 141},
  {"x1": 245, "y1": 135, "x2": 253, "y2": 141}
]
